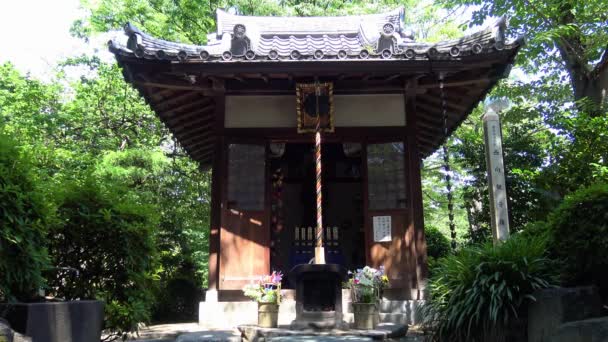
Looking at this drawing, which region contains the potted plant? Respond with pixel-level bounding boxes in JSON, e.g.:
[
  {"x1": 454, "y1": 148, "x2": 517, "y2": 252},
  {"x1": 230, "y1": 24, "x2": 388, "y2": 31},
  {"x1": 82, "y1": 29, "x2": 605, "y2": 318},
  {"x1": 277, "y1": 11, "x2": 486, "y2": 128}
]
[
  {"x1": 346, "y1": 266, "x2": 389, "y2": 330},
  {"x1": 242, "y1": 271, "x2": 283, "y2": 328}
]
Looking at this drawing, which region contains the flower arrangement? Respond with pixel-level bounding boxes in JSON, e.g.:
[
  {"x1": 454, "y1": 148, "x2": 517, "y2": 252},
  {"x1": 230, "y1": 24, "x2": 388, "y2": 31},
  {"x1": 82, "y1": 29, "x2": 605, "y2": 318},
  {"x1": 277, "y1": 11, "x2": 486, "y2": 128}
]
[
  {"x1": 346, "y1": 266, "x2": 389, "y2": 303},
  {"x1": 242, "y1": 271, "x2": 283, "y2": 304}
]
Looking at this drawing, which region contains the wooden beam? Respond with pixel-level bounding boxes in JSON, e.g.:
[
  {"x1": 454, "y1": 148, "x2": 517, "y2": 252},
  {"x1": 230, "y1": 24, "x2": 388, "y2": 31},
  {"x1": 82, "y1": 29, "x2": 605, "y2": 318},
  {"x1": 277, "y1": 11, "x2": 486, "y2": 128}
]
[
  {"x1": 154, "y1": 91, "x2": 201, "y2": 110},
  {"x1": 223, "y1": 78, "x2": 427, "y2": 95},
  {"x1": 164, "y1": 104, "x2": 214, "y2": 125},
  {"x1": 157, "y1": 55, "x2": 509, "y2": 75},
  {"x1": 362, "y1": 73, "x2": 375, "y2": 81},
  {"x1": 149, "y1": 88, "x2": 178, "y2": 101},
  {"x1": 404, "y1": 79, "x2": 428, "y2": 300},
  {"x1": 415, "y1": 118, "x2": 442, "y2": 132},
  {"x1": 191, "y1": 146, "x2": 214, "y2": 161},
  {"x1": 418, "y1": 77, "x2": 493, "y2": 89},
  {"x1": 384, "y1": 73, "x2": 403, "y2": 81},
  {"x1": 417, "y1": 94, "x2": 468, "y2": 112},
  {"x1": 171, "y1": 115, "x2": 215, "y2": 135},
  {"x1": 415, "y1": 103, "x2": 460, "y2": 126},
  {"x1": 135, "y1": 80, "x2": 216, "y2": 94},
  {"x1": 189, "y1": 145, "x2": 215, "y2": 162},
  {"x1": 208, "y1": 95, "x2": 225, "y2": 292},
  {"x1": 188, "y1": 137, "x2": 215, "y2": 155},
  {"x1": 165, "y1": 97, "x2": 213, "y2": 115},
  {"x1": 176, "y1": 127, "x2": 214, "y2": 146},
  {"x1": 173, "y1": 124, "x2": 214, "y2": 145}
]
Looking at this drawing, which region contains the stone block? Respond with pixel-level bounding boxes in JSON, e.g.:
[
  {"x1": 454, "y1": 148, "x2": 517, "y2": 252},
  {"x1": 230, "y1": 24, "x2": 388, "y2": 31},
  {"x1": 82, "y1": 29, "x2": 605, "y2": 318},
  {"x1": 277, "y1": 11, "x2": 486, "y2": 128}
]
[
  {"x1": 1, "y1": 300, "x2": 103, "y2": 342},
  {"x1": 550, "y1": 317, "x2": 608, "y2": 342},
  {"x1": 528, "y1": 286, "x2": 602, "y2": 342},
  {"x1": 0, "y1": 319, "x2": 31, "y2": 342}
]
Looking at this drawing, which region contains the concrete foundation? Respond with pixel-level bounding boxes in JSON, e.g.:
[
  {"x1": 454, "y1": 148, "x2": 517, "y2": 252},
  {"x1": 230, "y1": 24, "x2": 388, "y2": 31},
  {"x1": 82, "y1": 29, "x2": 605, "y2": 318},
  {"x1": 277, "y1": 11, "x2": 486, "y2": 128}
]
[{"x1": 199, "y1": 290, "x2": 424, "y2": 328}]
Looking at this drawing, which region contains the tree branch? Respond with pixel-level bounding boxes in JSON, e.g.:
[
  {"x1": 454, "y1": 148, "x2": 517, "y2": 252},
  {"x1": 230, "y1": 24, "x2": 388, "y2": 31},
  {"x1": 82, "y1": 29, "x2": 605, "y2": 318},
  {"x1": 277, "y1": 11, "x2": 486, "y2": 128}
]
[
  {"x1": 592, "y1": 46, "x2": 608, "y2": 79},
  {"x1": 522, "y1": 0, "x2": 589, "y2": 74}
]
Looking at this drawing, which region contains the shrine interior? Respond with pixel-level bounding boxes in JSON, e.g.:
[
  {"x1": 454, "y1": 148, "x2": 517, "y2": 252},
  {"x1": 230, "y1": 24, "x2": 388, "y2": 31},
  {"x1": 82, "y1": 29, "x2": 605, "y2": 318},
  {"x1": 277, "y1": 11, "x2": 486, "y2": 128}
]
[{"x1": 270, "y1": 143, "x2": 366, "y2": 286}]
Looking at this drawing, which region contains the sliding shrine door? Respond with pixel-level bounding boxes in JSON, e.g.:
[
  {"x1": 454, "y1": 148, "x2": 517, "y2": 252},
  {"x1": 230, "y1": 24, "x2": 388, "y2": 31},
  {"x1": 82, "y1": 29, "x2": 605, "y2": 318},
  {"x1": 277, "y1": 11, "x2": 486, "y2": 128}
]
[
  {"x1": 219, "y1": 143, "x2": 269, "y2": 290},
  {"x1": 364, "y1": 142, "x2": 416, "y2": 290}
]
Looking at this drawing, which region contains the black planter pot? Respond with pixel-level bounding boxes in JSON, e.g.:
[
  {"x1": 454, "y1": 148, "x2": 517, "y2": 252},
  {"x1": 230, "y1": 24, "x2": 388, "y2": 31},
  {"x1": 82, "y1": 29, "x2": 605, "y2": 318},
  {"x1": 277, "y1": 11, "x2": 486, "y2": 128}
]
[{"x1": 0, "y1": 300, "x2": 104, "y2": 342}]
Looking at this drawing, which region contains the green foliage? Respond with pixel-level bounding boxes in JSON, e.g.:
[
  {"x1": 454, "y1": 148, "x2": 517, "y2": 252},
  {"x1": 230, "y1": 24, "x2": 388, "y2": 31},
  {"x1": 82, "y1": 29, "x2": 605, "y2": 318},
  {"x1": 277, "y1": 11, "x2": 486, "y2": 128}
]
[
  {"x1": 96, "y1": 148, "x2": 211, "y2": 321},
  {"x1": 78, "y1": 0, "x2": 461, "y2": 44},
  {"x1": 47, "y1": 177, "x2": 158, "y2": 338},
  {"x1": 453, "y1": 101, "x2": 559, "y2": 243},
  {"x1": 425, "y1": 225, "x2": 451, "y2": 259},
  {"x1": 546, "y1": 182, "x2": 608, "y2": 301},
  {"x1": 544, "y1": 113, "x2": 608, "y2": 194},
  {"x1": 1, "y1": 58, "x2": 210, "y2": 324},
  {"x1": 422, "y1": 235, "x2": 557, "y2": 341},
  {"x1": 151, "y1": 273, "x2": 201, "y2": 323},
  {"x1": 0, "y1": 131, "x2": 50, "y2": 302},
  {"x1": 438, "y1": 0, "x2": 607, "y2": 110}
]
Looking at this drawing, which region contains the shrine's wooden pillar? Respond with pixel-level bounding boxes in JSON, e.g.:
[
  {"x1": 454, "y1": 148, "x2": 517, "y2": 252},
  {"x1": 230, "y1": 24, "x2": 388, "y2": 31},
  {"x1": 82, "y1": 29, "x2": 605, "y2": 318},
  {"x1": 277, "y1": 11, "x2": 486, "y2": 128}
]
[
  {"x1": 208, "y1": 95, "x2": 225, "y2": 293},
  {"x1": 404, "y1": 80, "x2": 428, "y2": 299}
]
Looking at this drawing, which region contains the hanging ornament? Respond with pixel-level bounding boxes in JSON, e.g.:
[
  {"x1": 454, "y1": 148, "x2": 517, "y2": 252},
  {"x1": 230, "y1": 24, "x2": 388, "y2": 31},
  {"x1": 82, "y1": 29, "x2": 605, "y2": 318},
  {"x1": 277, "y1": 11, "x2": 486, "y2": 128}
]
[
  {"x1": 439, "y1": 73, "x2": 457, "y2": 250},
  {"x1": 296, "y1": 82, "x2": 334, "y2": 133}
]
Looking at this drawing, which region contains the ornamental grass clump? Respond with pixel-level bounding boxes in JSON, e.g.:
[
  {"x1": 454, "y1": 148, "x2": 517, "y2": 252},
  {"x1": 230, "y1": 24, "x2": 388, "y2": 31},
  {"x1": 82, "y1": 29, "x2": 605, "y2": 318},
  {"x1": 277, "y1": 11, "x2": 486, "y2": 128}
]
[
  {"x1": 346, "y1": 266, "x2": 389, "y2": 303},
  {"x1": 421, "y1": 235, "x2": 557, "y2": 342},
  {"x1": 243, "y1": 271, "x2": 283, "y2": 304}
]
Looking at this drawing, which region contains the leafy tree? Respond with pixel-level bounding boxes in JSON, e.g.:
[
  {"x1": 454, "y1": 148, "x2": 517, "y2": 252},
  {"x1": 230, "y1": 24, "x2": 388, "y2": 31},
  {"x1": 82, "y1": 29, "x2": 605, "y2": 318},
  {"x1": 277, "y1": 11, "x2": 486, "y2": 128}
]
[
  {"x1": 427, "y1": 0, "x2": 608, "y2": 242},
  {"x1": 47, "y1": 176, "x2": 159, "y2": 340},
  {"x1": 1, "y1": 55, "x2": 211, "y2": 327},
  {"x1": 546, "y1": 182, "x2": 608, "y2": 303},
  {"x1": 0, "y1": 130, "x2": 50, "y2": 302},
  {"x1": 440, "y1": 0, "x2": 607, "y2": 114}
]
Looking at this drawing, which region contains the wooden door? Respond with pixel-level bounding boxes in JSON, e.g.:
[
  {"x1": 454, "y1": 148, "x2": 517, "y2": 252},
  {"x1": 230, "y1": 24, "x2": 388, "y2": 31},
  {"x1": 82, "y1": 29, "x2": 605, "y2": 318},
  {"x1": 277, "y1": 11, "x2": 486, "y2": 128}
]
[
  {"x1": 364, "y1": 142, "x2": 416, "y2": 290},
  {"x1": 219, "y1": 143, "x2": 269, "y2": 289}
]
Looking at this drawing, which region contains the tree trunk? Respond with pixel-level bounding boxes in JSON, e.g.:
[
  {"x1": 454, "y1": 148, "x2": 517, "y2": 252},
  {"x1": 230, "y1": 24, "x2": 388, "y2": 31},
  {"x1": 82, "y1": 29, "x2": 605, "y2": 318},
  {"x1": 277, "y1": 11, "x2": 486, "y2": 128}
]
[
  {"x1": 555, "y1": 6, "x2": 608, "y2": 115},
  {"x1": 565, "y1": 61, "x2": 608, "y2": 115}
]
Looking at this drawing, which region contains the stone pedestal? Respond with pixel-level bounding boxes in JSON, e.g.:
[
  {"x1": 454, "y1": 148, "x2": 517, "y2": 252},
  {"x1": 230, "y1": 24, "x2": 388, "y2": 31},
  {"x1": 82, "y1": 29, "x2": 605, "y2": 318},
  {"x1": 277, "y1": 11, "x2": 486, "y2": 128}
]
[
  {"x1": 550, "y1": 317, "x2": 608, "y2": 342},
  {"x1": 528, "y1": 287, "x2": 602, "y2": 342}
]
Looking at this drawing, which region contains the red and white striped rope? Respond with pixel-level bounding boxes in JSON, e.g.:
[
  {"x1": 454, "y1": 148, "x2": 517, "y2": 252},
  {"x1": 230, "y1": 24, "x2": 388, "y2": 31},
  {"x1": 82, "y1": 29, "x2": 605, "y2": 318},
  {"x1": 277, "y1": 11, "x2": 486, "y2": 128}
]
[{"x1": 315, "y1": 128, "x2": 323, "y2": 248}]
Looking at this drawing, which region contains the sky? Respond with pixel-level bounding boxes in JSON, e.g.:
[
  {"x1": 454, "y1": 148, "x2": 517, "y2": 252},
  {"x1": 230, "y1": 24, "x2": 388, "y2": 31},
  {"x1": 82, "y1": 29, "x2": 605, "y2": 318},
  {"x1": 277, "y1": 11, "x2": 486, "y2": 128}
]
[
  {"x1": 0, "y1": 1, "x2": 512, "y2": 82},
  {"x1": 0, "y1": 0, "x2": 111, "y2": 80}
]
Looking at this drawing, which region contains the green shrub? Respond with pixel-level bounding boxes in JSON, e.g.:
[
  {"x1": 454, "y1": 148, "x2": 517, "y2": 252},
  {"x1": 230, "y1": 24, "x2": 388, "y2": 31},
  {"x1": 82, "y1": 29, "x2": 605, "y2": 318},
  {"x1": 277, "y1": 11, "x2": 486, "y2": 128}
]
[
  {"x1": 547, "y1": 182, "x2": 608, "y2": 301},
  {"x1": 46, "y1": 178, "x2": 158, "y2": 339},
  {"x1": 422, "y1": 235, "x2": 557, "y2": 342},
  {"x1": 151, "y1": 267, "x2": 201, "y2": 323},
  {"x1": 0, "y1": 132, "x2": 50, "y2": 302},
  {"x1": 425, "y1": 225, "x2": 451, "y2": 259}
]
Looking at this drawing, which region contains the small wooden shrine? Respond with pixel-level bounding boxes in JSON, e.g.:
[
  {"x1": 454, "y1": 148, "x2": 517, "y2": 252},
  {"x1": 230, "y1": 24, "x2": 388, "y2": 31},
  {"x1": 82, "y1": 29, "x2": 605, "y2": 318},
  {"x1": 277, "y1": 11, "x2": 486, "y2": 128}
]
[{"x1": 109, "y1": 7, "x2": 522, "y2": 301}]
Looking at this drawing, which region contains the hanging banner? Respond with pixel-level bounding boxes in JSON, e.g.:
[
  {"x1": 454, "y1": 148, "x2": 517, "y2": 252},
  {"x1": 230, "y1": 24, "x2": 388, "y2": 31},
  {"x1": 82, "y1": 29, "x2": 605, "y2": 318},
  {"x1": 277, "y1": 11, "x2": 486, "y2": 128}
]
[{"x1": 296, "y1": 82, "x2": 334, "y2": 133}]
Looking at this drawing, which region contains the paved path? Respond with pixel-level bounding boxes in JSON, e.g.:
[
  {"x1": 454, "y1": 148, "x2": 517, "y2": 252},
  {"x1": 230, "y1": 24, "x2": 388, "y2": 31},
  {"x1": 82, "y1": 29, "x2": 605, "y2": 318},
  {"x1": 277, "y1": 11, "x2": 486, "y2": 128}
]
[{"x1": 130, "y1": 323, "x2": 425, "y2": 342}]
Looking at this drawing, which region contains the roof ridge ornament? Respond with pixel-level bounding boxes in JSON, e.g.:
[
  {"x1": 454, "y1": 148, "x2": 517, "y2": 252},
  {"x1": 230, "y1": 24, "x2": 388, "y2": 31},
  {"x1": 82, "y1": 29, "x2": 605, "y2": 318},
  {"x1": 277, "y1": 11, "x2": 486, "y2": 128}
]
[
  {"x1": 230, "y1": 24, "x2": 250, "y2": 56},
  {"x1": 376, "y1": 21, "x2": 398, "y2": 54}
]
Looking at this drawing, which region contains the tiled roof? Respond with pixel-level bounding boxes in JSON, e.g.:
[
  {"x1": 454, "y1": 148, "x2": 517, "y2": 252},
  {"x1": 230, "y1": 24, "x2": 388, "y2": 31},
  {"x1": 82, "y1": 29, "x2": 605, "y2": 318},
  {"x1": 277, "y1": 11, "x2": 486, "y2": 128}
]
[{"x1": 109, "y1": 8, "x2": 518, "y2": 62}]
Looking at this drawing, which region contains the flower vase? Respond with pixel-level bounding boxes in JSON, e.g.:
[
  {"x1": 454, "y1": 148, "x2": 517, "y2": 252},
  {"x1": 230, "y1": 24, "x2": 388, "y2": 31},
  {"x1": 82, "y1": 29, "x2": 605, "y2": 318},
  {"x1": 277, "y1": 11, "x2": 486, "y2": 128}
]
[
  {"x1": 352, "y1": 302, "x2": 377, "y2": 330},
  {"x1": 257, "y1": 302, "x2": 279, "y2": 328}
]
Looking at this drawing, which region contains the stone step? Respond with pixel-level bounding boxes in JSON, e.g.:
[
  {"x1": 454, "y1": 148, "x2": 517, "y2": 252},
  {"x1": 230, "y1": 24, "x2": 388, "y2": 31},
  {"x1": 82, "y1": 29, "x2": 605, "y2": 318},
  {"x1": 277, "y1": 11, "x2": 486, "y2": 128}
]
[
  {"x1": 342, "y1": 313, "x2": 412, "y2": 325},
  {"x1": 199, "y1": 299, "x2": 424, "y2": 328}
]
